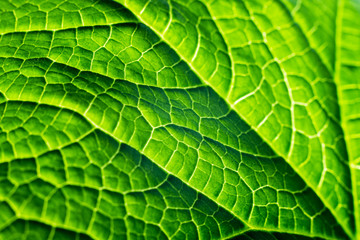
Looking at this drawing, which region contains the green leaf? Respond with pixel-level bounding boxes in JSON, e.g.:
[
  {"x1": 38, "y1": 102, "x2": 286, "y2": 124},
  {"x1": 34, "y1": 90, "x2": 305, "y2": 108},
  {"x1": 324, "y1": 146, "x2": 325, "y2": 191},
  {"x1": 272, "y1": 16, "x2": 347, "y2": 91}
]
[
  {"x1": 0, "y1": 0, "x2": 358, "y2": 239},
  {"x1": 335, "y1": 0, "x2": 360, "y2": 239}
]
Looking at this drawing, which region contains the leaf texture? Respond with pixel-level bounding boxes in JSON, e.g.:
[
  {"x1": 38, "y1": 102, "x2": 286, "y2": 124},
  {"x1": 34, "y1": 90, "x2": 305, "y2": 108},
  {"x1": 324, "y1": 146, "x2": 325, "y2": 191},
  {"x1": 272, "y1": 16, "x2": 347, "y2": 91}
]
[
  {"x1": 335, "y1": 0, "x2": 360, "y2": 239},
  {"x1": 0, "y1": 0, "x2": 359, "y2": 239}
]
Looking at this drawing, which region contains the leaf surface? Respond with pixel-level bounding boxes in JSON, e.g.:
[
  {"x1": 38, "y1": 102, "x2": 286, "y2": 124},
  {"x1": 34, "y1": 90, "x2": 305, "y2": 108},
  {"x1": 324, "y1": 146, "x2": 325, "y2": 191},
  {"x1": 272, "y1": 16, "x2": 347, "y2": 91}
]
[
  {"x1": 0, "y1": 0, "x2": 359, "y2": 239},
  {"x1": 335, "y1": 0, "x2": 360, "y2": 239}
]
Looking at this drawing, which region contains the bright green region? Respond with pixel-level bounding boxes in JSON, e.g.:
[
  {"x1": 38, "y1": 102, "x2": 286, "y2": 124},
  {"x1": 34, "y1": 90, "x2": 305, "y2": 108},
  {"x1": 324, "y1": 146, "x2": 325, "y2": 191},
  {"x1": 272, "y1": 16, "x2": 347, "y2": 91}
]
[
  {"x1": 116, "y1": 0, "x2": 358, "y2": 238},
  {"x1": 0, "y1": 0, "x2": 359, "y2": 239}
]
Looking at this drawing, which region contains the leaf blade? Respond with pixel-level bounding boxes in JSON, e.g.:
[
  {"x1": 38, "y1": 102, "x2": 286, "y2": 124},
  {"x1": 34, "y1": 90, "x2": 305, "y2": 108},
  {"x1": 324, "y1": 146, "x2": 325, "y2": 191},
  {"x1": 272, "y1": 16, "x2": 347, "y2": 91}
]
[{"x1": 115, "y1": 0, "x2": 354, "y2": 236}]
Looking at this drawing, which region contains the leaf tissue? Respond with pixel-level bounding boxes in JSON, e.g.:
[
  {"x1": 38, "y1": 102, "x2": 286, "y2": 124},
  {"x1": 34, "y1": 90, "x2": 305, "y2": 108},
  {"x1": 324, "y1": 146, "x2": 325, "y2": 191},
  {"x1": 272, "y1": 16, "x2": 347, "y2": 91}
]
[{"x1": 0, "y1": 0, "x2": 359, "y2": 239}]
